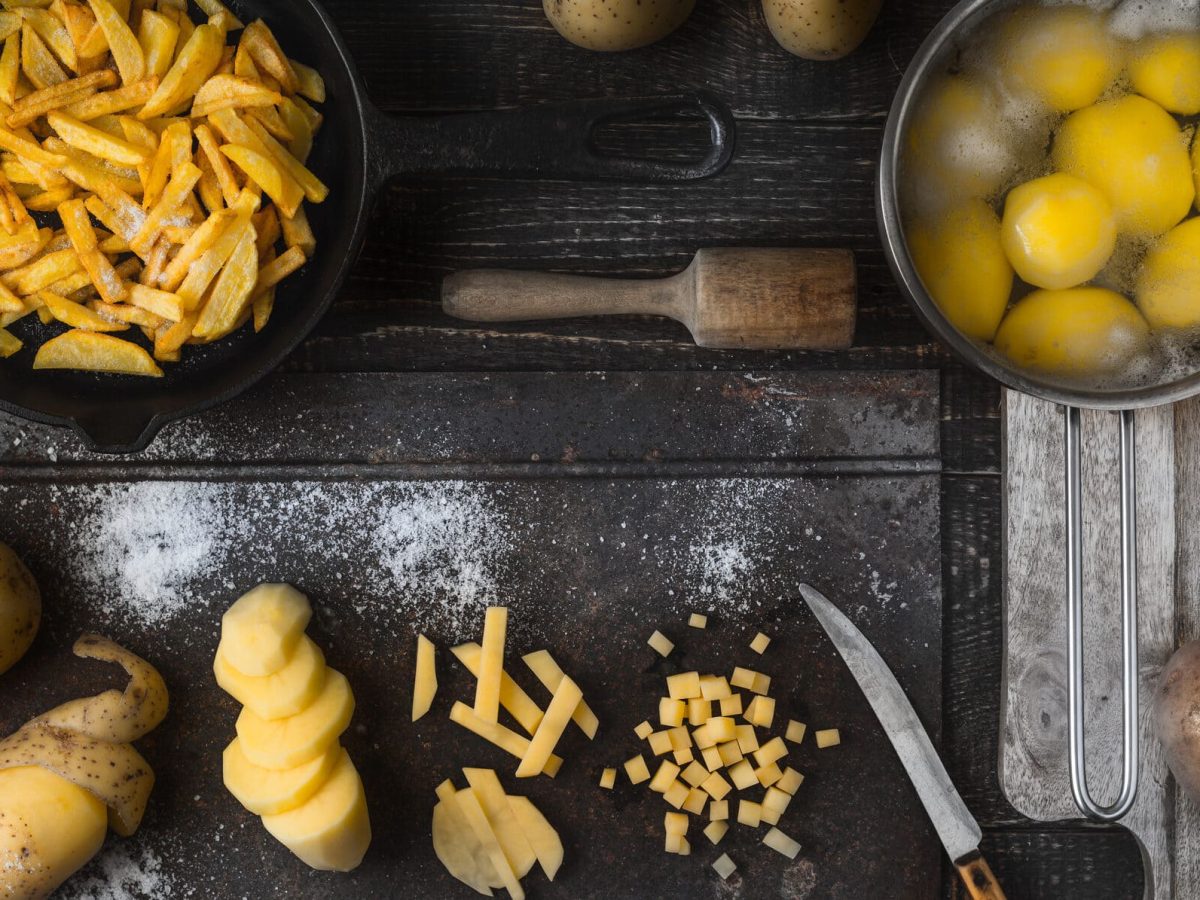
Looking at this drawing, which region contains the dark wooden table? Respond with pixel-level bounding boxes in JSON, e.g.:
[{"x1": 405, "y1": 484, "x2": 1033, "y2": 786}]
[{"x1": 1, "y1": 0, "x2": 1147, "y2": 896}]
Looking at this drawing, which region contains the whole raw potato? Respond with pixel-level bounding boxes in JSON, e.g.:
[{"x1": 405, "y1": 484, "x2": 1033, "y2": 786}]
[
  {"x1": 763, "y1": 0, "x2": 883, "y2": 60},
  {"x1": 1155, "y1": 640, "x2": 1200, "y2": 803},
  {"x1": 0, "y1": 542, "x2": 40, "y2": 675},
  {"x1": 543, "y1": 0, "x2": 695, "y2": 51}
]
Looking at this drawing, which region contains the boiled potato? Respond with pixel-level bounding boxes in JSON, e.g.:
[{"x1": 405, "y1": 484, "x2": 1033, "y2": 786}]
[
  {"x1": 908, "y1": 199, "x2": 1014, "y2": 342},
  {"x1": 1136, "y1": 218, "x2": 1200, "y2": 330},
  {"x1": 219, "y1": 583, "x2": 312, "y2": 677},
  {"x1": 0, "y1": 766, "x2": 107, "y2": 900},
  {"x1": 1129, "y1": 31, "x2": 1200, "y2": 115},
  {"x1": 0, "y1": 542, "x2": 39, "y2": 675},
  {"x1": 236, "y1": 668, "x2": 355, "y2": 770},
  {"x1": 995, "y1": 5, "x2": 1122, "y2": 112},
  {"x1": 994, "y1": 287, "x2": 1150, "y2": 377},
  {"x1": 223, "y1": 737, "x2": 340, "y2": 816},
  {"x1": 213, "y1": 634, "x2": 327, "y2": 720},
  {"x1": 1154, "y1": 640, "x2": 1200, "y2": 805},
  {"x1": 762, "y1": 0, "x2": 882, "y2": 61},
  {"x1": 1001, "y1": 173, "x2": 1116, "y2": 290},
  {"x1": 542, "y1": 0, "x2": 694, "y2": 52},
  {"x1": 261, "y1": 748, "x2": 371, "y2": 872},
  {"x1": 33, "y1": 635, "x2": 169, "y2": 744},
  {"x1": 1053, "y1": 95, "x2": 1194, "y2": 237}
]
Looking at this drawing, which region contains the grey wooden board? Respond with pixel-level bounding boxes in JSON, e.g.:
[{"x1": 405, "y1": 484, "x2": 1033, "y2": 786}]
[
  {"x1": 1000, "y1": 391, "x2": 1196, "y2": 900},
  {"x1": 0, "y1": 370, "x2": 944, "y2": 899}
]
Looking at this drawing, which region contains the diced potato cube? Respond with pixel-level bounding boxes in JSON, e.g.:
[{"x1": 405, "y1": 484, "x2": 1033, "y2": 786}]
[
  {"x1": 635, "y1": 720, "x2": 654, "y2": 740},
  {"x1": 688, "y1": 613, "x2": 707, "y2": 629},
  {"x1": 648, "y1": 731, "x2": 674, "y2": 756},
  {"x1": 763, "y1": 786, "x2": 791, "y2": 816},
  {"x1": 786, "y1": 720, "x2": 807, "y2": 744},
  {"x1": 709, "y1": 799, "x2": 729, "y2": 821},
  {"x1": 720, "y1": 694, "x2": 743, "y2": 716},
  {"x1": 763, "y1": 826, "x2": 801, "y2": 860},
  {"x1": 730, "y1": 666, "x2": 757, "y2": 690},
  {"x1": 777, "y1": 767, "x2": 804, "y2": 795},
  {"x1": 737, "y1": 799, "x2": 762, "y2": 827},
  {"x1": 761, "y1": 804, "x2": 782, "y2": 826},
  {"x1": 712, "y1": 853, "x2": 737, "y2": 880},
  {"x1": 649, "y1": 760, "x2": 681, "y2": 794},
  {"x1": 756, "y1": 763, "x2": 783, "y2": 788},
  {"x1": 751, "y1": 672, "x2": 772, "y2": 695},
  {"x1": 816, "y1": 728, "x2": 841, "y2": 749},
  {"x1": 600, "y1": 767, "x2": 617, "y2": 789},
  {"x1": 625, "y1": 755, "x2": 650, "y2": 785},
  {"x1": 681, "y1": 761, "x2": 710, "y2": 788},
  {"x1": 699, "y1": 675, "x2": 732, "y2": 701},
  {"x1": 754, "y1": 736, "x2": 787, "y2": 768},
  {"x1": 665, "y1": 832, "x2": 685, "y2": 854},
  {"x1": 677, "y1": 836, "x2": 691, "y2": 856},
  {"x1": 701, "y1": 746, "x2": 723, "y2": 771},
  {"x1": 688, "y1": 698, "x2": 711, "y2": 726},
  {"x1": 660, "y1": 698, "x2": 686, "y2": 728},
  {"x1": 750, "y1": 632, "x2": 771, "y2": 654},
  {"x1": 667, "y1": 727, "x2": 692, "y2": 752},
  {"x1": 727, "y1": 759, "x2": 758, "y2": 790},
  {"x1": 735, "y1": 724, "x2": 759, "y2": 753},
  {"x1": 667, "y1": 671, "x2": 702, "y2": 700},
  {"x1": 703, "y1": 820, "x2": 729, "y2": 845},
  {"x1": 682, "y1": 787, "x2": 707, "y2": 815},
  {"x1": 663, "y1": 780, "x2": 689, "y2": 809},
  {"x1": 648, "y1": 630, "x2": 674, "y2": 657},
  {"x1": 664, "y1": 811, "x2": 688, "y2": 836},
  {"x1": 700, "y1": 771, "x2": 732, "y2": 801},
  {"x1": 717, "y1": 741, "x2": 743, "y2": 767},
  {"x1": 672, "y1": 747, "x2": 694, "y2": 766},
  {"x1": 693, "y1": 724, "x2": 718, "y2": 750},
  {"x1": 746, "y1": 696, "x2": 776, "y2": 729},
  {"x1": 706, "y1": 717, "x2": 736, "y2": 743}
]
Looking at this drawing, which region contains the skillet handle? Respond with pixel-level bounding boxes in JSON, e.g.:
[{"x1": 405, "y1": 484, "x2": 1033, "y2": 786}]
[
  {"x1": 71, "y1": 410, "x2": 162, "y2": 454},
  {"x1": 363, "y1": 91, "x2": 736, "y2": 187}
]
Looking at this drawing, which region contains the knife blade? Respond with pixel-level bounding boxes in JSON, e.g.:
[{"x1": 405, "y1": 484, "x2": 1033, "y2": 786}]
[{"x1": 799, "y1": 584, "x2": 1005, "y2": 900}]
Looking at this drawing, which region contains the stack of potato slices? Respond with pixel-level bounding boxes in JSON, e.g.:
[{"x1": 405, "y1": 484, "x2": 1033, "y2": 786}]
[{"x1": 0, "y1": 0, "x2": 326, "y2": 376}]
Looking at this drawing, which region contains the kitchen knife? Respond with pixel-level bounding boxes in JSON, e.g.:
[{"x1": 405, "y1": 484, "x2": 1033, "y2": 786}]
[{"x1": 799, "y1": 584, "x2": 1005, "y2": 900}]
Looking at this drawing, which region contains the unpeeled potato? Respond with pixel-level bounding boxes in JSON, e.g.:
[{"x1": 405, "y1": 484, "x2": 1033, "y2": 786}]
[
  {"x1": 1155, "y1": 641, "x2": 1200, "y2": 805},
  {"x1": 0, "y1": 542, "x2": 40, "y2": 675},
  {"x1": 543, "y1": 0, "x2": 695, "y2": 52},
  {"x1": 763, "y1": 0, "x2": 882, "y2": 61}
]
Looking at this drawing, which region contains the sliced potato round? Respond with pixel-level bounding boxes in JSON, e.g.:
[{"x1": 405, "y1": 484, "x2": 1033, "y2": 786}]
[
  {"x1": 235, "y1": 667, "x2": 353, "y2": 770},
  {"x1": 223, "y1": 737, "x2": 339, "y2": 816},
  {"x1": 213, "y1": 634, "x2": 326, "y2": 720}
]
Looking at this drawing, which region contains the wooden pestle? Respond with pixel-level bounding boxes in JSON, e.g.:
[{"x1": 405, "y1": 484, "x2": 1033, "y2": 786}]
[{"x1": 441, "y1": 248, "x2": 857, "y2": 350}]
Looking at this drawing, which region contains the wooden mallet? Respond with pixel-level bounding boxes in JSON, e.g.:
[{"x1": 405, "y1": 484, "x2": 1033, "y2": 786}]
[{"x1": 442, "y1": 248, "x2": 856, "y2": 350}]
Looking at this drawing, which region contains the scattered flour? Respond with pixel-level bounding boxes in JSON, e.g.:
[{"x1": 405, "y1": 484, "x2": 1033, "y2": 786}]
[{"x1": 58, "y1": 845, "x2": 174, "y2": 900}]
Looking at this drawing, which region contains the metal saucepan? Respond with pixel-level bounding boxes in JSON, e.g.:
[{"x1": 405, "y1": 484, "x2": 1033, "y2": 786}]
[
  {"x1": 0, "y1": 0, "x2": 735, "y2": 453},
  {"x1": 878, "y1": 0, "x2": 1178, "y2": 822}
]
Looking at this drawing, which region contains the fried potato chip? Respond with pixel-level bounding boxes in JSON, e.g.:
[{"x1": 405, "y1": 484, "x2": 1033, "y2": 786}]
[
  {"x1": 219, "y1": 142, "x2": 300, "y2": 217},
  {"x1": 0, "y1": 324, "x2": 20, "y2": 356},
  {"x1": 137, "y1": 20, "x2": 220, "y2": 118},
  {"x1": 86, "y1": 0, "x2": 144, "y2": 84},
  {"x1": 34, "y1": 327, "x2": 162, "y2": 374},
  {"x1": 191, "y1": 73, "x2": 279, "y2": 118},
  {"x1": 136, "y1": 7, "x2": 175, "y2": 78}
]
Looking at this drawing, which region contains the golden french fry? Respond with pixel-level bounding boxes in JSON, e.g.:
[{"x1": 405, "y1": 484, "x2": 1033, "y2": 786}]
[
  {"x1": 7, "y1": 68, "x2": 114, "y2": 126},
  {"x1": 191, "y1": 73, "x2": 280, "y2": 118},
  {"x1": 39, "y1": 289, "x2": 129, "y2": 331},
  {"x1": 251, "y1": 284, "x2": 272, "y2": 331},
  {"x1": 291, "y1": 94, "x2": 321, "y2": 134},
  {"x1": 46, "y1": 136, "x2": 143, "y2": 196},
  {"x1": 192, "y1": 218, "x2": 253, "y2": 339},
  {"x1": 20, "y1": 23, "x2": 66, "y2": 89},
  {"x1": 5, "y1": 247, "x2": 82, "y2": 293},
  {"x1": 0, "y1": 323, "x2": 20, "y2": 356},
  {"x1": 153, "y1": 307, "x2": 194, "y2": 356},
  {"x1": 48, "y1": 110, "x2": 150, "y2": 165},
  {"x1": 240, "y1": 19, "x2": 296, "y2": 94},
  {"x1": 90, "y1": 298, "x2": 163, "y2": 328},
  {"x1": 0, "y1": 222, "x2": 48, "y2": 268},
  {"x1": 117, "y1": 112, "x2": 155, "y2": 148},
  {"x1": 54, "y1": 0, "x2": 96, "y2": 50},
  {"x1": 138, "y1": 21, "x2": 221, "y2": 118},
  {"x1": 136, "y1": 8, "x2": 176, "y2": 78},
  {"x1": 85, "y1": 0, "x2": 144, "y2": 84},
  {"x1": 0, "y1": 276, "x2": 21, "y2": 311},
  {"x1": 193, "y1": 0, "x2": 241, "y2": 29},
  {"x1": 138, "y1": 231, "x2": 166, "y2": 283},
  {"x1": 129, "y1": 158, "x2": 198, "y2": 252},
  {"x1": 0, "y1": 12, "x2": 19, "y2": 43},
  {"x1": 244, "y1": 114, "x2": 326, "y2": 204},
  {"x1": 0, "y1": 33, "x2": 19, "y2": 106},
  {"x1": 34, "y1": 327, "x2": 162, "y2": 375},
  {"x1": 18, "y1": 7, "x2": 77, "y2": 71},
  {"x1": 157, "y1": 205, "x2": 231, "y2": 290},
  {"x1": 22, "y1": 184, "x2": 73, "y2": 209},
  {"x1": 0, "y1": 170, "x2": 27, "y2": 233},
  {"x1": 251, "y1": 202, "x2": 276, "y2": 253},
  {"x1": 219, "y1": 143, "x2": 301, "y2": 217},
  {"x1": 276, "y1": 96, "x2": 312, "y2": 162},
  {"x1": 139, "y1": 116, "x2": 186, "y2": 208},
  {"x1": 194, "y1": 149, "x2": 221, "y2": 211},
  {"x1": 193, "y1": 120, "x2": 237, "y2": 202},
  {"x1": 255, "y1": 244, "x2": 302, "y2": 293},
  {"x1": 0, "y1": 123, "x2": 64, "y2": 167},
  {"x1": 61, "y1": 76, "x2": 156, "y2": 120},
  {"x1": 46, "y1": 267, "x2": 95, "y2": 297},
  {"x1": 289, "y1": 58, "x2": 324, "y2": 103},
  {"x1": 59, "y1": 195, "x2": 127, "y2": 303},
  {"x1": 280, "y1": 203, "x2": 314, "y2": 256},
  {"x1": 176, "y1": 210, "x2": 248, "y2": 306},
  {"x1": 126, "y1": 280, "x2": 181, "y2": 319}
]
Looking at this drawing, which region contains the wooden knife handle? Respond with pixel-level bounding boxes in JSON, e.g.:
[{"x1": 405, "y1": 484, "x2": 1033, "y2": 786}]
[
  {"x1": 956, "y1": 854, "x2": 1006, "y2": 900},
  {"x1": 442, "y1": 269, "x2": 687, "y2": 323}
]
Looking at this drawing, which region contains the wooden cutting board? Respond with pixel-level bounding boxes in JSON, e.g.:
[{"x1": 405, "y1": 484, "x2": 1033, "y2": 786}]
[
  {"x1": 0, "y1": 371, "x2": 943, "y2": 899},
  {"x1": 1001, "y1": 391, "x2": 1200, "y2": 900}
]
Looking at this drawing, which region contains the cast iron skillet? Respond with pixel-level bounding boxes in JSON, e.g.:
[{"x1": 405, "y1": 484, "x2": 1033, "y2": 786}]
[{"x1": 0, "y1": 0, "x2": 735, "y2": 453}]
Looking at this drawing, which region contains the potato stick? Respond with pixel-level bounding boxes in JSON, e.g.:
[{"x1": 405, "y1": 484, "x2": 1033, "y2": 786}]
[
  {"x1": 0, "y1": 125, "x2": 66, "y2": 167},
  {"x1": 15, "y1": 152, "x2": 69, "y2": 190},
  {"x1": 192, "y1": 221, "x2": 255, "y2": 339},
  {"x1": 7, "y1": 68, "x2": 115, "y2": 126},
  {"x1": 194, "y1": 0, "x2": 242, "y2": 29},
  {"x1": 117, "y1": 113, "x2": 155, "y2": 150},
  {"x1": 241, "y1": 19, "x2": 297, "y2": 93},
  {"x1": 129, "y1": 159, "x2": 198, "y2": 252},
  {"x1": 139, "y1": 231, "x2": 166, "y2": 284},
  {"x1": 522, "y1": 649, "x2": 600, "y2": 739},
  {"x1": 86, "y1": 0, "x2": 145, "y2": 85},
  {"x1": 48, "y1": 141, "x2": 143, "y2": 197},
  {"x1": 243, "y1": 114, "x2": 325, "y2": 203},
  {"x1": 127, "y1": 281, "x2": 181, "y2": 320},
  {"x1": 280, "y1": 204, "x2": 314, "y2": 256},
  {"x1": 250, "y1": 283, "x2": 271, "y2": 331},
  {"x1": 0, "y1": 276, "x2": 21, "y2": 311},
  {"x1": 219, "y1": 143, "x2": 300, "y2": 217},
  {"x1": 136, "y1": 9, "x2": 177, "y2": 79},
  {"x1": 289, "y1": 58, "x2": 324, "y2": 103},
  {"x1": 474, "y1": 606, "x2": 507, "y2": 724},
  {"x1": 455, "y1": 789, "x2": 526, "y2": 900},
  {"x1": 157, "y1": 205, "x2": 232, "y2": 290},
  {"x1": 194, "y1": 121, "x2": 239, "y2": 204},
  {"x1": 21, "y1": 24, "x2": 67, "y2": 90},
  {"x1": 48, "y1": 111, "x2": 150, "y2": 165},
  {"x1": 176, "y1": 211, "x2": 247, "y2": 307},
  {"x1": 140, "y1": 117, "x2": 186, "y2": 208},
  {"x1": 191, "y1": 73, "x2": 280, "y2": 118},
  {"x1": 23, "y1": 185, "x2": 73, "y2": 210},
  {"x1": 251, "y1": 245, "x2": 302, "y2": 295},
  {"x1": 58, "y1": 196, "x2": 127, "y2": 303},
  {"x1": 276, "y1": 96, "x2": 311, "y2": 162},
  {"x1": 160, "y1": 223, "x2": 193, "y2": 244},
  {"x1": 61, "y1": 76, "x2": 156, "y2": 120},
  {"x1": 451, "y1": 642, "x2": 545, "y2": 735},
  {"x1": 0, "y1": 233, "x2": 47, "y2": 270},
  {"x1": 90, "y1": 300, "x2": 164, "y2": 329},
  {"x1": 447, "y1": 702, "x2": 562, "y2": 777},
  {"x1": 4, "y1": 248, "x2": 83, "y2": 294},
  {"x1": 516, "y1": 675, "x2": 583, "y2": 778},
  {"x1": 38, "y1": 290, "x2": 129, "y2": 332},
  {"x1": 1, "y1": 157, "x2": 35, "y2": 184},
  {"x1": 195, "y1": 152, "x2": 222, "y2": 212},
  {"x1": 152, "y1": 308, "x2": 195, "y2": 355}
]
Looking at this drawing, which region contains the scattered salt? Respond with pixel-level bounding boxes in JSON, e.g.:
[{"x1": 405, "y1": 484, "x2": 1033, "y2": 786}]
[{"x1": 59, "y1": 844, "x2": 174, "y2": 900}]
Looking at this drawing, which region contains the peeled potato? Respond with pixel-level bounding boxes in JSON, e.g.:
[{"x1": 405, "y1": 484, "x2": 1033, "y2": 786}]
[
  {"x1": 1001, "y1": 173, "x2": 1116, "y2": 291},
  {"x1": 995, "y1": 5, "x2": 1122, "y2": 112},
  {"x1": 222, "y1": 737, "x2": 340, "y2": 816},
  {"x1": 508, "y1": 795, "x2": 563, "y2": 881},
  {"x1": 261, "y1": 749, "x2": 371, "y2": 872},
  {"x1": 1053, "y1": 95, "x2": 1194, "y2": 237},
  {"x1": 994, "y1": 287, "x2": 1150, "y2": 377},
  {"x1": 219, "y1": 583, "x2": 312, "y2": 677},
  {"x1": 33, "y1": 635, "x2": 168, "y2": 744},
  {"x1": 236, "y1": 668, "x2": 354, "y2": 770},
  {"x1": 762, "y1": 0, "x2": 881, "y2": 60},
  {"x1": 1129, "y1": 31, "x2": 1200, "y2": 115},
  {"x1": 0, "y1": 543, "x2": 39, "y2": 675},
  {"x1": 908, "y1": 199, "x2": 1014, "y2": 342},
  {"x1": 1136, "y1": 217, "x2": 1200, "y2": 330},
  {"x1": 0, "y1": 766, "x2": 107, "y2": 900},
  {"x1": 542, "y1": 0, "x2": 694, "y2": 52},
  {"x1": 214, "y1": 634, "x2": 326, "y2": 720}
]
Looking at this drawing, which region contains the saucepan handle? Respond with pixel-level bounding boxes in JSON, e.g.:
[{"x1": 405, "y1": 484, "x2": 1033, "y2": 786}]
[
  {"x1": 1063, "y1": 406, "x2": 1140, "y2": 822},
  {"x1": 363, "y1": 91, "x2": 736, "y2": 188}
]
